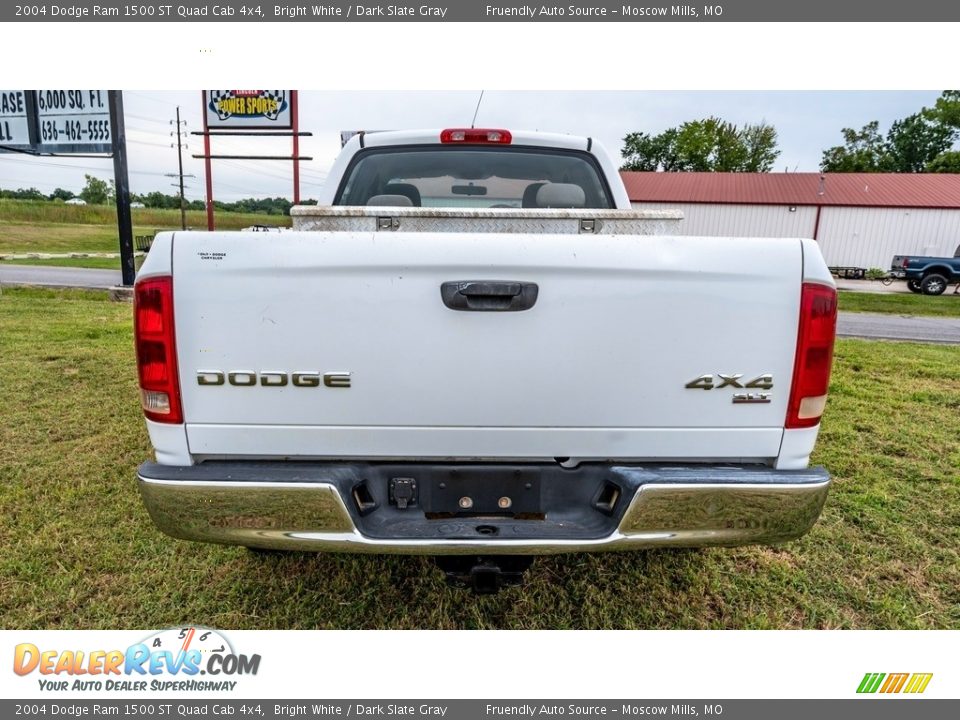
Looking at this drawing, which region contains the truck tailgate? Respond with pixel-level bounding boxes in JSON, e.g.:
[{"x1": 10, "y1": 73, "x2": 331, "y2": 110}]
[{"x1": 171, "y1": 231, "x2": 801, "y2": 461}]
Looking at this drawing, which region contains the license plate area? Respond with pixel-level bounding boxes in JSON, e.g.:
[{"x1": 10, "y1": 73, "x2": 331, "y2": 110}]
[{"x1": 424, "y1": 468, "x2": 542, "y2": 516}]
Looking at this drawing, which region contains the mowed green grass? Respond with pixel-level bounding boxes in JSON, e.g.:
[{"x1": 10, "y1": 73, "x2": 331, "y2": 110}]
[
  {"x1": 1, "y1": 287, "x2": 958, "y2": 629},
  {"x1": 839, "y1": 290, "x2": 960, "y2": 318},
  {"x1": 0, "y1": 200, "x2": 292, "y2": 268},
  {"x1": 1, "y1": 256, "x2": 124, "y2": 270},
  {"x1": 0, "y1": 221, "x2": 139, "y2": 255}
]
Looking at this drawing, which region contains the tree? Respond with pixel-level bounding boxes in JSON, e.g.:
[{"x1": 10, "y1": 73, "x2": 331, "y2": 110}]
[
  {"x1": 926, "y1": 151, "x2": 960, "y2": 173},
  {"x1": 621, "y1": 131, "x2": 667, "y2": 171},
  {"x1": 143, "y1": 190, "x2": 179, "y2": 209},
  {"x1": 931, "y1": 90, "x2": 960, "y2": 128},
  {"x1": 621, "y1": 117, "x2": 780, "y2": 172},
  {"x1": 820, "y1": 122, "x2": 890, "y2": 172},
  {"x1": 49, "y1": 187, "x2": 75, "y2": 201},
  {"x1": 885, "y1": 113, "x2": 956, "y2": 172},
  {"x1": 0, "y1": 187, "x2": 45, "y2": 200},
  {"x1": 674, "y1": 118, "x2": 742, "y2": 171},
  {"x1": 79, "y1": 174, "x2": 112, "y2": 205},
  {"x1": 821, "y1": 92, "x2": 960, "y2": 173},
  {"x1": 741, "y1": 122, "x2": 782, "y2": 173}
]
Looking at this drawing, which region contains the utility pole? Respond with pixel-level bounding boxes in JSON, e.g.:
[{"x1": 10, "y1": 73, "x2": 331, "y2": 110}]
[{"x1": 169, "y1": 107, "x2": 193, "y2": 231}]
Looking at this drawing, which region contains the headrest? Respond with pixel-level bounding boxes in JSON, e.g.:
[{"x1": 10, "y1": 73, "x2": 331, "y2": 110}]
[
  {"x1": 522, "y1": 182, "x2": 546, "y2": 208},
  {"x1": 366, "y1": 194, "x2": 414, "y2": 207},
  {"x1": 536, "y1": 183, "x2": 586, "y2": 209},
  {"x1": 383, "y1": 183, "x2": 422, "y2": 206}
]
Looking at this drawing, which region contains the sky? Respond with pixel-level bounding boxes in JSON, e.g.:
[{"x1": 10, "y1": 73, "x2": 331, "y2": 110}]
[{"x1": 0, "y1": 90, "x2": 945, "y2": 202}]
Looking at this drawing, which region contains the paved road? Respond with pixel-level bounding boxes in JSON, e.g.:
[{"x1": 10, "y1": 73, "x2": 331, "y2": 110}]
[
  {"x1": 0, "y1": 264, "x2": 122, "y2": 290},
  {"x1": 837, "y1": 311, "x2": 960, "y2": 345}
]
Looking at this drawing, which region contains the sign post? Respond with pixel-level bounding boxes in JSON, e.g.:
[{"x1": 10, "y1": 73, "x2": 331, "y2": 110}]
[
  {"x1": 201, "y1": 93, "x2": 215, "y2": 231},
  {"x1": 108, "y1": 91, "x2": 135, "y2": 287},
  {"x1": 291, "y1": 90, "x2": 300, "y2": 205}
]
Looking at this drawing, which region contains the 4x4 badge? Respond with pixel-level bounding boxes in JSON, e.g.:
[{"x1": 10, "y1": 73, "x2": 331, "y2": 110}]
[
  {"x1": 686, "y1": 374, "x2": 773, "y2": 402},
  {"x1": 685, "y1": 373, "x2": 773, "y2": 390}
]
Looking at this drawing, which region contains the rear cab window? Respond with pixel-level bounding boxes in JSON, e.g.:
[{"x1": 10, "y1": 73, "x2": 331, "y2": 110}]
[{"x1": 334, "y1": 146, "x2": 614, "y2": 209}]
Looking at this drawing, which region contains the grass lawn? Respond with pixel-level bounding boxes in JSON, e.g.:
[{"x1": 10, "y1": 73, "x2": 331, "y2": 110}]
[
  {"x1": 0, "y1": 199, "x2": 292, "y2": 233},
  {"x1": 838, "y1": 290, "x2": 960, "y2": 318},
  {"x1": 1, "y1": 287, "x2": 958, "y2": 629},
  {"x1": 0, "y1": 200, "x2": 292, "y2": 269},
  {"x1": 1, "y1": 256, "x2": 123, "y2": 270},
  {"x1": 0, "y1": 222, "x2": 137, "y2": 255}
]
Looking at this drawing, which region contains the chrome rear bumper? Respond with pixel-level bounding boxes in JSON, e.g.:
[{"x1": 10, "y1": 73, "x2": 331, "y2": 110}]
[{"x1": 137, "y1": 462, "x2": 830, "y2": 555}]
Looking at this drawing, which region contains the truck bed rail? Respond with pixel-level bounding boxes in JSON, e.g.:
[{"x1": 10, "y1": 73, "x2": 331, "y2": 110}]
[{"x1": 291, "y1": 206, "x2": 683, "y2": 235}]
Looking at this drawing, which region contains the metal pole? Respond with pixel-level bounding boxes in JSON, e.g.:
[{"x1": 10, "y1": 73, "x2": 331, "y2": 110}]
[
  {"x1": 291, "y1": 90, "x2": 301, "y2": 205},
  {"x1": 176, "y1": 106, "x2": 186, "y2": 231},
  {"x1": 108, "y1": 90, "x2": 135, "y2": 287},
  {"x1": 201, "y1": 91, "x2": 215, "y2": 231}
]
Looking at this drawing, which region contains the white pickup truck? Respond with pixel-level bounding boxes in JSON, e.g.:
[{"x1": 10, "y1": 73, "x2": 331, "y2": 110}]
[{"x1": 135, "y1": 128, "x2": 837, "y2": 591}]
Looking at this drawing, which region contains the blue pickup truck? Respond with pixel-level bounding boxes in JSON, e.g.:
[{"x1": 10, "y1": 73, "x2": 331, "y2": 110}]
[{"x1": 890, "y1": 245, "x2": 960, "y2": 295}]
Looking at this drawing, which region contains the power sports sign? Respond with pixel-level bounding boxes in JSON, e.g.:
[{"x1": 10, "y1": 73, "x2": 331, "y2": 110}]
[
  {"x1": 204, "y1": 90, "x2": 292, "y2": 129},
  {"x1": 0, "y1": 90, "x2": 111, "y2": 154}
]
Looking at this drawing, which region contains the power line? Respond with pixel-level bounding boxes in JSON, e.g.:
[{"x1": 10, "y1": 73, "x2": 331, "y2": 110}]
[
  {"x1": 217, "y1": 158, "x2": 326, "y2": 186},
  {"x1": 126, "y1": 112, "x2": 177, "y2": 126},
  {"x1": 0, "y1": 177, "x2": 77, "y2": 189},
  {"x1": 130, "y1": 139, "x2": 175, "y2": 149},
  {"x1": 0, "y1": 155, "x2": 169, "y2": 178},
  {"x1": 221, "y1": 154, "x2": 329, "y2": 180},
  {"x1": 127, "y1": 92, "x2": 182, "y2": 109}
]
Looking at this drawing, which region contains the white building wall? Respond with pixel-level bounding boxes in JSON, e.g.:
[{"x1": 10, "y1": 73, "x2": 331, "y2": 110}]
[
  {"x1": 632, "y1": 202, "x2": 817, "y2": 238},
  {"x1": 816, "y1": 206, "x2": 960, "y2": 269},
  {"x1": 631, "y1": 201, "x2": 960, "y2": 270}
]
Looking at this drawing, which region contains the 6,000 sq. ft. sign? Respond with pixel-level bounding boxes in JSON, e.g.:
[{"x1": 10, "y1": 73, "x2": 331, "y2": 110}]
[
  {"x1": 0, "y1": 90, "x2": 112, "y2": 154},
  {"x1": 35, "y1": 89, "x2": 111, "y2": 153}
]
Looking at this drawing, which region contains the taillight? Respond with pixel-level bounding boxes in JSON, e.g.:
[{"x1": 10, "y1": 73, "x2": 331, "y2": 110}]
[
  {"x1": 901, "y1": 257, "x2": 909, "y2": 268},
  {"x1": 134, "y1": 276, "x2": 183, "y2": 424},
  {"x1": 786, "y1": 282, "x2": 837, "y2": 429},
  {"x1": 440, "y1": 128, "x2": 512, "y2": 144}
]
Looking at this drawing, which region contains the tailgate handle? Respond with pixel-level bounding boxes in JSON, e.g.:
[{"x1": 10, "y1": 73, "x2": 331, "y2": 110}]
[{"x1": 441, "y1": 281, "x2": 539, "y2": 312}]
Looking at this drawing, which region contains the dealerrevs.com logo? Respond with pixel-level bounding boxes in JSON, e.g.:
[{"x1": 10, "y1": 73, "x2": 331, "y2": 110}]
[{"x1": 13, "y1": 627, "x2": 260, "y2": 692}]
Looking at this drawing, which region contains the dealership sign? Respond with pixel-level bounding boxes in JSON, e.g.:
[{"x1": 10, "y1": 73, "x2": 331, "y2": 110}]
[
  {"x1": 0, "y1": 90, "x2": 34, "y2": 149},
  {"x1": 205, "y1": 90, "x2": 292, "y2": 128},
  {"x1": 0, "y1": 90, "x2": 111, "y2": 154}
]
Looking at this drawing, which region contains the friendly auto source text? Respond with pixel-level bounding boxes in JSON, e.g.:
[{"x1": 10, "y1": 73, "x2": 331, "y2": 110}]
[{"x1": 484, "y1": 5, "x2": 712, "y2": 17}]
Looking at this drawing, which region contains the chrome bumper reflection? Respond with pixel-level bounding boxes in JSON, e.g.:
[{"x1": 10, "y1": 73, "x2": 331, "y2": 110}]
[{"x1": 138, "y1": 471, "x2": 830, "y2": 555}]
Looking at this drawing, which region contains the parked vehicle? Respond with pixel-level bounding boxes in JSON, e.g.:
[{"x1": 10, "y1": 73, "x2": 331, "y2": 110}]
[
  {"x1": 134, "y1": 129, "x2": 837, "y2": 591},
  {"x1": 890, "y1": 246, "x2": 960, "y2": 295}
]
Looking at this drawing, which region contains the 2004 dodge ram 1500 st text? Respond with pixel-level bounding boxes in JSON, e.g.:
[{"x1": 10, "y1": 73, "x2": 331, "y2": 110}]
[{"x1": 135, "y1": 128, "x2": 837, "y2": 592}]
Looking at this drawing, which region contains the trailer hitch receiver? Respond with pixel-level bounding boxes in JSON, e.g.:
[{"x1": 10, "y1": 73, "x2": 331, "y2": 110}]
[{"x1": 434, "y1": 556, "x2": 534, "y2": 594}]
